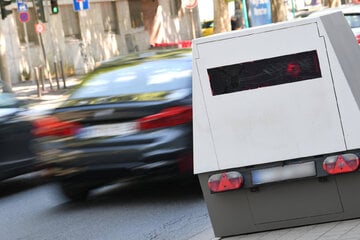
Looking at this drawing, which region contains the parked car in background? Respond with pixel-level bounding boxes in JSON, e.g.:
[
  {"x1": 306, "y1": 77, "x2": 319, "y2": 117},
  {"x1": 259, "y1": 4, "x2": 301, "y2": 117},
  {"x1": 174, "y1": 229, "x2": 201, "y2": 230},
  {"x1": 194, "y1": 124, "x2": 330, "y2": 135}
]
[
  {"x1": 32, "y1": 49, "x2": 194, "y2": 201},
  {"x1": 0, "y1": 81, "x2": 36, "y2": 181},
  {"x1": 202, "y1": 20, "x2": 214, "y2": 37},
  {"x1": 309, "y1": 4, "x2": 360, "y2": 43}
]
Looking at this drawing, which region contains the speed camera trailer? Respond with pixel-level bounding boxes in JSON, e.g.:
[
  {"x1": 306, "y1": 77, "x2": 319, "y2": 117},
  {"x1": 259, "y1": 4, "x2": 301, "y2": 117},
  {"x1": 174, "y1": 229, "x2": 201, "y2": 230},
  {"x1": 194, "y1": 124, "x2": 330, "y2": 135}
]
[{"x1": 192, "y1": 12, "x2": 360, "y2": 237}]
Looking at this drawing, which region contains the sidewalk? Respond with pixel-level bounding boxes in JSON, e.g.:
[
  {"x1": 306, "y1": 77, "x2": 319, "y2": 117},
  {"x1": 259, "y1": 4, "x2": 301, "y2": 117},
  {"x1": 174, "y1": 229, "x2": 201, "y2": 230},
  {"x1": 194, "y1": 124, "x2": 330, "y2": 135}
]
[
  {"x1": 190, "y1": 218, "x2": 360, "y2": 240},
  {"x1": 11, "y1": 75, "x2": 82, "y2": 111},
  {"x1": 189, "y1": 227, "x2": 217, "y2": 240}
]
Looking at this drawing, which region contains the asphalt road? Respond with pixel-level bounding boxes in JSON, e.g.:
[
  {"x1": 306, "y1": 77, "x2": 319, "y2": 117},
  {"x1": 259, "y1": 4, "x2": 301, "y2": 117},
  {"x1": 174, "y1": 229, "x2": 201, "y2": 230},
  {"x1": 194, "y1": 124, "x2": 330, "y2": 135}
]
[
  {"x1": 4, "y1": 174, "x2": 360, "y2": 240},
  {"x1": 0, "y1": 174, "x2": 212, "y2": 240}
]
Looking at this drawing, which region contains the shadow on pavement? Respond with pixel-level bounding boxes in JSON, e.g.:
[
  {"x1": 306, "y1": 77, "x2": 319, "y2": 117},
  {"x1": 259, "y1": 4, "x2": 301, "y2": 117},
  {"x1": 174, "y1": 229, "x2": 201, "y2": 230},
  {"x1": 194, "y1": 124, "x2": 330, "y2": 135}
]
[
  {"x1": 0, "y1": 172, "x2": 50, "y2": 199},
  {"x1": 54, "y1": 176, "x2": 204, "y2": 209}
]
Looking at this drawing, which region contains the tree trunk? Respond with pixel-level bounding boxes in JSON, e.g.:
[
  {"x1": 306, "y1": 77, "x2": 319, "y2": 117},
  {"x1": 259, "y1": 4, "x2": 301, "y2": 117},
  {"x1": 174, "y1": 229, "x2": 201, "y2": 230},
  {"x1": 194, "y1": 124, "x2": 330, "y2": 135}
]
[
  {"x1": 213, "y1": 0, "x2": 231, "y2": 34},
  {"x1": 327, "y1": 0, "x2": 341, "y2": 7},
  {"x1": 271, "y1": 0, "x2": 287, "y2": 23}
]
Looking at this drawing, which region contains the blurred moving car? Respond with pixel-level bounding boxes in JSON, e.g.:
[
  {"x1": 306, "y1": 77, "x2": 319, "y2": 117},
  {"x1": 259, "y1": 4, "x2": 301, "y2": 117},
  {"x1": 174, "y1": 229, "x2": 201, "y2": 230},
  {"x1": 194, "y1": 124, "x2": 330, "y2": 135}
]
[
  {"x1": 0, "y1": 81, "x2": 36, "y2": 180},
  {"x1": 32, "y1": 49, "x2": 193, "y2": 201},
  {"x1": 202, "y1": 20, "x2": 214, "y2": 37},
  {"x1": 309, "y1": 4, "x2": 360, "y2": 43}
]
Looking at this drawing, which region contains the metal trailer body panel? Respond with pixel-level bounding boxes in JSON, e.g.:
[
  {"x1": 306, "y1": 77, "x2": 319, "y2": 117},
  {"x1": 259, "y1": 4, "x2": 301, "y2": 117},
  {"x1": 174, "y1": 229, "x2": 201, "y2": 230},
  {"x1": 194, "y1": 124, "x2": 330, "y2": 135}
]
[
  {"x1": 192, "y1": 12, "x2": 360, "y2": 237},
  {"x1": 193, "y1": 13, "x2": 360, "y2": 174},
  {"x1": 198, "y1": 171, "x2": 360, "y2": 237},
  {"x1": 322, "y1": 20, "x2": 360, "y2": 150}
]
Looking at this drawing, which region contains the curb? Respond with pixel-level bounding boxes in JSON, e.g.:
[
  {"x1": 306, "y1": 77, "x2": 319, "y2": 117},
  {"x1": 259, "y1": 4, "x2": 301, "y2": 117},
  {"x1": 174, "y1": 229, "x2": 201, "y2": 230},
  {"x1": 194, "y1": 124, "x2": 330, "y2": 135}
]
[{"x1": 188, "y1": 227, "x2": 218, "y2": 240}]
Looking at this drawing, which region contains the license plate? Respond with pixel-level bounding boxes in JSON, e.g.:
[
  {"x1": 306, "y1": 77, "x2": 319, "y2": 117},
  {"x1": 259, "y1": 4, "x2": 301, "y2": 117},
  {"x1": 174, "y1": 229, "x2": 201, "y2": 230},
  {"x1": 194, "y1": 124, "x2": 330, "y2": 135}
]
[
  {"x1": 77, "y1": 122, "x2": 138, "y2": 139},
  {"x1": 251, "y1": 161, "x2": 316, "y2": 185}
]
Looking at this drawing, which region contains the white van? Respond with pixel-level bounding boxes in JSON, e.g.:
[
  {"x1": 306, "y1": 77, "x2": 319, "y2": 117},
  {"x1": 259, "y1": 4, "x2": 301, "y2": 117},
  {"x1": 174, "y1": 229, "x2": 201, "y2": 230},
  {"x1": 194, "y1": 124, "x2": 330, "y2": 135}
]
[{"x1": 192, "y1": 12, "x2": 360, "y2": 237}]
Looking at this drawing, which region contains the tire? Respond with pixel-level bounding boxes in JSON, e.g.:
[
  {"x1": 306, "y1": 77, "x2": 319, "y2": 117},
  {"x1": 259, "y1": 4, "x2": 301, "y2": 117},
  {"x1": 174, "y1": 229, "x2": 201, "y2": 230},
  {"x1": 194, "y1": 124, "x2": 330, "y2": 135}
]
[{"x1": 59, "y1": 182, "x2": 91, "y2": 202}]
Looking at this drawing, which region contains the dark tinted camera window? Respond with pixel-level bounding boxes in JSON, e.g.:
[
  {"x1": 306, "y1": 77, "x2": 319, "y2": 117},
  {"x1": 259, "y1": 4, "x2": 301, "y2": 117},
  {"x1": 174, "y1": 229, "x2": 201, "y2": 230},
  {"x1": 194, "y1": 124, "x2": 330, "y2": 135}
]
[{"x1": 207, "y1": 50, "x2": 322, "y2": 96}]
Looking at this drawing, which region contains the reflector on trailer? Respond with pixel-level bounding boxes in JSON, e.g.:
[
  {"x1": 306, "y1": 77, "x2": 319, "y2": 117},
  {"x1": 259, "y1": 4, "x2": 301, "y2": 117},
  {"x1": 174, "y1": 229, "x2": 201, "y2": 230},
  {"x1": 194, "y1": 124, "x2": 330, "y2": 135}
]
[
  {"x1": 323, "y1": 154, "x2": 359, "y2": 175},
  {"x1": 208, "y1": 171, "x2": 243, "y2": 193}
]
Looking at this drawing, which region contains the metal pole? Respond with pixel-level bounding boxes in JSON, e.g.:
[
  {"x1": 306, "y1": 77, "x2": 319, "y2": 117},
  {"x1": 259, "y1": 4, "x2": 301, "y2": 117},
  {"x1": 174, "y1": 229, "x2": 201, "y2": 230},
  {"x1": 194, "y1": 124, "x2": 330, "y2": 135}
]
[
  {"x1": 54, "y1": 62, "x2": 60, "y2": 89},
  {"x1": 34, "y1": 67, "x2": 41, "y2": 97},
  {"x1": 291, "y1": 0, "x2": 296, "y2": 18},
  {"x1": 60, "y1": 60, "x2": 66, "y2": 88},
  {"x1": 39, "y1": 33, "x2": 54, "y2": 90},
  {"x1": 23, "y1": 22, "x2": 33, "y2": 81},
  {"x1": 45, "y1": 0, "x2": 60, "y2": 90},
  {"x1": 39, "y1": 65, "x2": 45, "y2": 91},
  {"x1": 242, "y1": 0, "x2": 250, "y2": 28},
  {"x1": 32, "y1": 0, "x2": 54, "y2": 91},
  {"x1": 190, "y1": 9, "x2": 196, "y2": 39}
]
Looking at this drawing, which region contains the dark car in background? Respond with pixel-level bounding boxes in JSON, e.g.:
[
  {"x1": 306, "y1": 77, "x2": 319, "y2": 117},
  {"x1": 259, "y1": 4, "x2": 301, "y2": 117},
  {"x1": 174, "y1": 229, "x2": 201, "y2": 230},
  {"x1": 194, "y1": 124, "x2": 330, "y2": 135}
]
[
  {"x1": 0, "y1": 81, "x2": 36, "y2": 181},
  {"x1": 32, "y1": 49, "x2": 193, "y2": 201}
]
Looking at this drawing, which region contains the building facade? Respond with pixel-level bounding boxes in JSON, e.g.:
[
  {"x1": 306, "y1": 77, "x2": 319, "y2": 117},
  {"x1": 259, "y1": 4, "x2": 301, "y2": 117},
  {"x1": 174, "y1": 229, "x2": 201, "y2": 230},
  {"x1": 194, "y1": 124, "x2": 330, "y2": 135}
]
[{"x1": 0, "y1": 0, "x2": 201, "y2": 87}]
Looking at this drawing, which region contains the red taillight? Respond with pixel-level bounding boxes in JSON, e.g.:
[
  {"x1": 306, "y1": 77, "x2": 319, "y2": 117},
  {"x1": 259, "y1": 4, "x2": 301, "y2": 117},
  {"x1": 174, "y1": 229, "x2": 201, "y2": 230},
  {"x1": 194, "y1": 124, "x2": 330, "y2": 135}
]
[
  {"x1": 137, "y1": 106, "x2": 192, "y2": 130},
  {"x1": 33, "y1": 116, "x2": 81, "y2": 137},
  {"x1": 208, "y1": 171, "x2": 243, "y2": 193},
  {"x1": 323, "y1": 154, "x2": 359, "y2": 175},
  {"x1": 355, "y1": 34, "x2": 360, "y2": 44}
]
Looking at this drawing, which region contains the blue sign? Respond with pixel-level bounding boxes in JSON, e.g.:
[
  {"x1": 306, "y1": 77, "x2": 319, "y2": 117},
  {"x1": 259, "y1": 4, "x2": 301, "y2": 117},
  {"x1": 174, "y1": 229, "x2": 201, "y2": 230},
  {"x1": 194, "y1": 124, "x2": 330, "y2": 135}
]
[
  {"x1": 73, "y1": 0, "x2": 89, "y2": 12},
  {"x1": 16, "y1": 0, "x2": 28, "y2": 13},
  {"x1": 248, "y1": 0, "x2": 272, "y2": 27}
]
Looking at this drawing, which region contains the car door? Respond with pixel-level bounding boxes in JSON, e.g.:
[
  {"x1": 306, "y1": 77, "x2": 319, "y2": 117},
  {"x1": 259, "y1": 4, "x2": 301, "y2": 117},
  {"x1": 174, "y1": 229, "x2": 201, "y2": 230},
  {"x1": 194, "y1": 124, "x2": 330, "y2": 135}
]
[{"x1": 0, "y1": 94, "x2": 34, "y2": 179}]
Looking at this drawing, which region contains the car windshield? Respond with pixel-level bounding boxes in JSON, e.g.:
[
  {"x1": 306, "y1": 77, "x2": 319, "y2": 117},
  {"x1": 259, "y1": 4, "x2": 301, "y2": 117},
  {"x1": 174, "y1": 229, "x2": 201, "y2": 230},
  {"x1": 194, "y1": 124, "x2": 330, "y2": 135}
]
[
  {"x1": 69, "y1": 54, "x2": 192, "y2": 99},
  {"x1": 345, "y1": 14, "x2": 360, "y2": 28}
]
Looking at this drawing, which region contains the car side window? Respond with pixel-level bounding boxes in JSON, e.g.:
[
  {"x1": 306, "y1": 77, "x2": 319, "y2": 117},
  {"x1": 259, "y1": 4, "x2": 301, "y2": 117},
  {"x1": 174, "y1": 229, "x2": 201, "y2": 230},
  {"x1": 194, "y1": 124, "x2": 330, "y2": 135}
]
[{"x1": 346, "y1": 15, "x2": 360, "y2": 28}]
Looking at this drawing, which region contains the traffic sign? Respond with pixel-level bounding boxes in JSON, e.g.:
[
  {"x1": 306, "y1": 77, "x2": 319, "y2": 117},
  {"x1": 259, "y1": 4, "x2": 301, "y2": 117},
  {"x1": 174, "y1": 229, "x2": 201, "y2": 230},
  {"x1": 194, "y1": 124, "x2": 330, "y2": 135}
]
[
  {"x1": 17, "y1": 1, "x2": 28, "y2": 13},
  {"x1": 35, "y1": 23, "x2": 45, "y2": 33},
  {"x1": 19, "y1": 11, "x2": 29, "y2": 23},
  {"x1": 184, "y1": 0, "x2": 198, "y2": 9},
  {"x1": 73, "y1": 0, "x2": 89, "y2": 12}
]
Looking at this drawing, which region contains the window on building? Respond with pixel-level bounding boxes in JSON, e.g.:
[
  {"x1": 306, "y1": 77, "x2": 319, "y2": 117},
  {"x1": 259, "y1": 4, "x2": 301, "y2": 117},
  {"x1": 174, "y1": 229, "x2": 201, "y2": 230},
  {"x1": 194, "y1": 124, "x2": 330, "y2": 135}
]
[
  {"x1": 129, "y1": 0, "x2": 144, "y2": 28},
  {"x1": 101, "y1": 2, "x2": 119, "y2": 33},
  {"x1": 170, "y1": 0, "x2": 181, "y2": 17},
  {"x1": 16, "y1": 8, "x2": 38, "y2": 44},
  {"x1": 61, "y1": 5, "x2": 81, "y2": 39}
]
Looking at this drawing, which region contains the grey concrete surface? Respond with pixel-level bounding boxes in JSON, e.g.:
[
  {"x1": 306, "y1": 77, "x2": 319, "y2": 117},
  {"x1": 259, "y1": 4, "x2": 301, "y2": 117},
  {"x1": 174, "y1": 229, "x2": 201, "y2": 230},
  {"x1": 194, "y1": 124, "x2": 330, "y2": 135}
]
[{"x1": 190, "y1": 217, "x2": 360, "y2": 240}]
